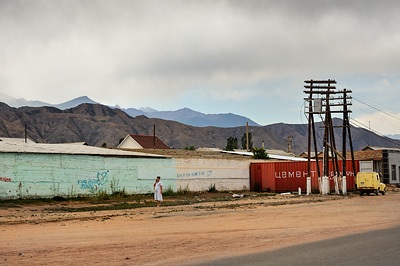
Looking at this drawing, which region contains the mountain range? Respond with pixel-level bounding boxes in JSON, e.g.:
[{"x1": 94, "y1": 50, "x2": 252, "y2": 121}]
[
  {"x1": 387, "y1": 134, "x2": 400, "y2": 140},
  {"x1": 0, "y1": 94, "x2": 259, "y2": 128},
  {"x1": 0, "y1": 102, "x2": 399, "y2": 154}
]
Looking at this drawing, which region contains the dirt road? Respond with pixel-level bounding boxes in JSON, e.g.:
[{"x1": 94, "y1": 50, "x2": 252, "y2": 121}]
[{"x1": 1, "y1": 193, "x2": 399, "y2": 266}]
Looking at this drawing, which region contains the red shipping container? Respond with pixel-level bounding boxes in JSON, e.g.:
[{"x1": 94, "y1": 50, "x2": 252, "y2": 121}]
[{"x1": 250, "y1": 160, "x2": 359, "y2": 193}]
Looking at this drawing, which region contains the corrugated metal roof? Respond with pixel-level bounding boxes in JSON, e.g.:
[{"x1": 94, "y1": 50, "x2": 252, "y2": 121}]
[
  {"x1": 0, "y1": 137, "x2": 36, "y2": 144},
  {"x1": 129, "y1": 135, "x2": 170, "y2": 149},
  {"x1": 342, "y1": 150, "x2": 382, "y2": 160},
  {"x1": 221, "y1": 150, "x2": 308, "y2": 161},
  {"x1": 0, "y1": 141, "x2": 168, "y2": 158},
  {"x1": 362, "y1": 146, "x2": 400, "y2": 151}
]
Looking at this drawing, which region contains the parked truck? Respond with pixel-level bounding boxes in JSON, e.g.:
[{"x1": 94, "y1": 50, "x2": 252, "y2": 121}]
[{"x1": 356, "y1": 172, "x2": 386, "y2": 196}]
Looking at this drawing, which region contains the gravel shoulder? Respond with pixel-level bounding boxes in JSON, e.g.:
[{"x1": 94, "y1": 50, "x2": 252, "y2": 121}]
[{"x1": 1, "y1": 193, "x2": 399, "y2": 266}]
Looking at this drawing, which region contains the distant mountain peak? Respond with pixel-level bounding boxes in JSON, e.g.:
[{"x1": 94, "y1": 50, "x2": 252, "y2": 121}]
[
  {"x1": 54, "y1": 96, "x2": 98, "y2": 110},
  {"x1": 75, "y1": 96, "x2": 93, "y2": 101},
  {"x1": 139, "y1": 107, "x2": 158, "y2": 113},
  {"x1": 0, "y1": 93, "x2": 260, "y2": 128}
]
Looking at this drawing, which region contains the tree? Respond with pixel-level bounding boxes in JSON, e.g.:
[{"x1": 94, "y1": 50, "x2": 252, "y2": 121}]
[
  {"x1": 241, "y1": 132, "x2": 253, "y2": 150},
  {"x1": 226, "y1": 137, "x2": 239, "y2": 151},
  {"x1": 102, "y1": 142, "x2": 107, "y2": 148},
  {"x1": 184, "y1": 146, "x2": 196, "y2": 150},
  {"x1": 253, "y1": 147, "x2": 269, "y2": 159}
]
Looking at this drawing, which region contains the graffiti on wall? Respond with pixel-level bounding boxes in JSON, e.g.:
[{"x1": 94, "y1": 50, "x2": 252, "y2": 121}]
[
  {"x1": 77, "y1": 170, "x2": 109, "y2": 189},
  {"x1": 177, "y1": 170, "x2": 213, "y2": 178},
  {"x1": 0, "y1": 177, "x2": 12, "y2": 182}
]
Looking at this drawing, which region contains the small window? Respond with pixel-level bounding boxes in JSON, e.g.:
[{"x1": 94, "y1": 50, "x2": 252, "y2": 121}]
[{"x1": 391, "y1": 165, "x2": 396, "y2": 181}]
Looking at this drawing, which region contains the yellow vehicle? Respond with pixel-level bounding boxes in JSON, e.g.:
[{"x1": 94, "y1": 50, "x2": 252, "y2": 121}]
[{"x1": 356, "y1": 172, "x2": 386, "y2": 196}]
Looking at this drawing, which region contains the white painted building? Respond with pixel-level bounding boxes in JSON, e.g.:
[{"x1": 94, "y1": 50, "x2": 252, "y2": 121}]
[{"x1": 117, "y1": 134, "x2": 169, "y2": 149}]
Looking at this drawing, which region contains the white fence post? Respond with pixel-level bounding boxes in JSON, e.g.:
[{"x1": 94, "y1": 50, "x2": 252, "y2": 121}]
[
  {"x1": 322, "y1": 176, "x2": 330, "y2": 195},
  {"x1": 334, "y1": 176, "x2": 340, "y2": 195},
  {"x1": 342, "y1": 176, "x2": 347, "y2": 195},
  {"x1": 319, "y1": 177, "x2": 322, "y2": 194},
  {"x1": 307, "y1": 177, "x2": 311, "y2": 195}
]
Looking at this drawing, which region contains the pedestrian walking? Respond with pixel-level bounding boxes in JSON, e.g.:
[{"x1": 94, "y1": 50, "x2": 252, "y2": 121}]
[{"x1": 153, "y1": 176, "x2": 163, "y2": 207}]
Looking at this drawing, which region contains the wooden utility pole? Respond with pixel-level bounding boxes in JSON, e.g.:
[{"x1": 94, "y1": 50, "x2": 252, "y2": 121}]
[
  {"x1": 307, "y1": 82, "x2": 312, "y2": 179},
  {"x1": 246, "y1": 122, "x2": 249, "y2": 152},
  {"x1": 342, "y1": 89, "x2": 348, "y2": 178},
  {"x1": 287, "y1": 136, "x2": 293, "y2": 153},
  {"x1": 304, "y1": 79, "x2": 355, "y2": 193},
  {"x1": 24, "y1": 124, "x2": 27, "y2": 143},
  {"x1": 153, "y1": 124, "x2": 156, "y2": 149}
]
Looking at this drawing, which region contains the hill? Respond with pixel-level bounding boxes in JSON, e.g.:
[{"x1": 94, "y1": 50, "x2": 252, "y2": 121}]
[
  {"x1": 0, "y1": 94, "x2": 259, "y2": 128},
  {"x1": 123, "y1": 107, "x2": 260, "y2": 127},
  {"x1": 0, "y1": 102, "x2": 399, "y2": 153}
]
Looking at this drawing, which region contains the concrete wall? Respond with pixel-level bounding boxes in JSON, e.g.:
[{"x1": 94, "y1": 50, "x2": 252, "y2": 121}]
[
  {"x1": 0, "y1": 153, "x2": 176, "y2": 199},
  {"x1": 176, "y1": 158, "x2": 250, "y2": 191},
  {"x1": 0, "y1": 153, "x2": 252, "y2": 199}
]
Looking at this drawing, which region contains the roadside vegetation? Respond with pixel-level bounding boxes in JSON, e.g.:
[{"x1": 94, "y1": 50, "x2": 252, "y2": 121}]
[{"x1": 0, "y1": 190, "x2": 278, "y2": 213}]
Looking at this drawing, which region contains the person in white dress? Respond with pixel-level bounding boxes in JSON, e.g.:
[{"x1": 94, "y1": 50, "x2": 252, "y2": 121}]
[{"x1": 153, "y1": 176, "x2": 163, "y2": 207}]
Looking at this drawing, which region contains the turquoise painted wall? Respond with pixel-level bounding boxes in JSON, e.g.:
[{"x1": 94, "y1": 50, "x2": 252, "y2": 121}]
[{"x1": 0, "y1": 153, "x2": 176, "y2": 198}]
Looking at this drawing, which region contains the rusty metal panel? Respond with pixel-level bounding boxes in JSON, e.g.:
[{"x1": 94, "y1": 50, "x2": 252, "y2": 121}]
[
  {"x1": 314, "y1": 160, "x2": 359, "y2": 192},
  {"x1": 274, "y1": 161, "x2": 308, "y2": 192},
  {"x1": 250, "y1": 163, "x2": 273, "y2": 191},
  {"x1": 251, "y1": 160, "x2": 359, "y2": 192}
]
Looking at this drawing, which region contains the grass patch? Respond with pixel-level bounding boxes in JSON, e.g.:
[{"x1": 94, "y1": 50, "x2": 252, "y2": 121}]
[
  {"x1": 208, "y1": 183, "x2": 217, "y2": 192},
  {"x1": 177, "y1": 185, "x2": 190, "y2": 195},
  {"x1": 0, "y1": 197, "x2": 54, "y2": 205},
  {"x1": 162, "y1": 186, "x2": 175, "y2": 196}
]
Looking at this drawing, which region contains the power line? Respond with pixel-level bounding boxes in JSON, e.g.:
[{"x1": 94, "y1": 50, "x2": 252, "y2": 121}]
[
  {"x1": 350, "y1": 118, "x2": 400, "y2": 147},
  {"x1": 351, "y1": 105, "x2": 400, "y2": 132},
  {"x1": 353, "y1": 97, "x2": 400, "y2": 122},
  {"x1": 351, "y1": 99, "x2": 400, "y2": 133}
]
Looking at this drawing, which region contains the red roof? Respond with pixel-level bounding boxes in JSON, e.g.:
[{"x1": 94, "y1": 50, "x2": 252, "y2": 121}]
[
  {"x1": 340, "y1": 150, "x2": 382, "y2": 160},
  {"x1": 129, "y1": 135, "x2": 169, "y2": 149}
]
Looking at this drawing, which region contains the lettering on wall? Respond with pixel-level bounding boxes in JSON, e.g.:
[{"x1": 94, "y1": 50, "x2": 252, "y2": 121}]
[
  {"x1": 274, "y1": 170, "x2": 355, "y2": 179},
  {"x1": 177, "y1": 170, "x2": 213, "y2": 178},
  {"x1": 77, "y1": 170, "x2": 109, "y2": 189},
  {"x1": 0, "y1": 177, "x2": 12, "y2": 182}
]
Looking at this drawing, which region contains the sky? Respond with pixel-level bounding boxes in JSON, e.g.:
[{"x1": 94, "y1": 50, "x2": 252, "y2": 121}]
[{"x1": 1, "y1": 0, "x2": 400, "y2": 135}]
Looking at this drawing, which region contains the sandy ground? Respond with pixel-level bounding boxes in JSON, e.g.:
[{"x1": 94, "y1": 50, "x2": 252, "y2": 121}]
[{"x1": 1, "y1": 193, "x2": 399, "y2": 266}]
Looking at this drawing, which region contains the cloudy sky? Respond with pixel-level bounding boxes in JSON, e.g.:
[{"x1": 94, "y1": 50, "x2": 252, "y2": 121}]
[{"x1": 1, "y1": 0, "x2": 400, "y2": 135}]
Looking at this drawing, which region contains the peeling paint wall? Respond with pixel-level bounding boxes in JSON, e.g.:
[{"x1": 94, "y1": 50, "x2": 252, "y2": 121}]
[
  {"x1": 0, "y1": 153, "x2": 176, "y2": 198},
  {"x1": 0, "y1": 153, "x2": 252, "y2": 198},
  {"x1": 176, "y1": 158, "x2": 250, "y2": 191}
]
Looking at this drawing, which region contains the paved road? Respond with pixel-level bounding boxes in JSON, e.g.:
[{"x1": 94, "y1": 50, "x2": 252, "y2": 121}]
[{"x1": 184, "y1": 225, "x2": 400, "y2": 266}]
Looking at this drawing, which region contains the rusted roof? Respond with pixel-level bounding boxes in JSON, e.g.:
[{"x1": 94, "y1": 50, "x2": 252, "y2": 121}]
[
  {"x1": 342, "y1": 150, "x2": 382, "y2": 160},
  {"x1": 362, "y1": 146, "x2": 400, "y2": 152},
  {"x1": 129, "y1": 135, "x2": 169, "y2": 149}
]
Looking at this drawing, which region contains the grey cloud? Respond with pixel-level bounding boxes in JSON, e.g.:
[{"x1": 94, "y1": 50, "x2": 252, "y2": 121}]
[{"x1": 1, "y1": 0, "x2": 399, "y2": 108}]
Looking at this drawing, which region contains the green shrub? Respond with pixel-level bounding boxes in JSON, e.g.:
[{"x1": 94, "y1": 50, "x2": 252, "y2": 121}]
[{"x1": 253, "y1": 147, "x2": 269, "y2": 159}]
